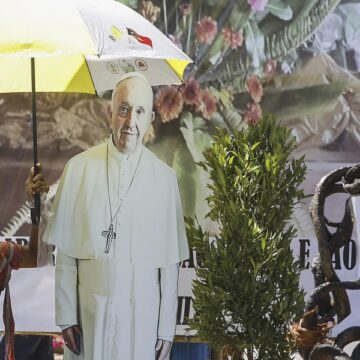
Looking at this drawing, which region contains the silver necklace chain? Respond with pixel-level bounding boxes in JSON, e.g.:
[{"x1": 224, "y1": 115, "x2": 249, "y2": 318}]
[{"x1": 106, "y1": 141, "x2": 143, "y2": 225}]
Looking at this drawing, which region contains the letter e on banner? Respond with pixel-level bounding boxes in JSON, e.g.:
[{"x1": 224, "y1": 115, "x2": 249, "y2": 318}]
[{"x1": 299, "y1": 239, "x2": 310, "y2": 269}]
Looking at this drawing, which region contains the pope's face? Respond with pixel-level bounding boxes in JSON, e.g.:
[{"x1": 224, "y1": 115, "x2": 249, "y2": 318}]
[{"x1": 110, "y1": 77, "x2": 154, "y2": 154}]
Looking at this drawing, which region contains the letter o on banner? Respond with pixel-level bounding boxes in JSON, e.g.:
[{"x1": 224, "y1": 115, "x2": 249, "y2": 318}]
[{"x1": 343, "y1": 239, "x2": 357, "y2": 270}]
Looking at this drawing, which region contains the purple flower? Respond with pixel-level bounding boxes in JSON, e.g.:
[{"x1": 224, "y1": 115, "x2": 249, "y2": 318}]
[{"x1": 248, "y1": 0, "x2": 269, "y2": 12}]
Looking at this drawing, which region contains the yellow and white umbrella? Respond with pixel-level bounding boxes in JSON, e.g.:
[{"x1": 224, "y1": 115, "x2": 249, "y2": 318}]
[
  {"x1": 0, "y1": 0, "x2": 192, "y2": 224},
  {"x1": 0, "y1": 0, "x2": 192, "y2": 91}
]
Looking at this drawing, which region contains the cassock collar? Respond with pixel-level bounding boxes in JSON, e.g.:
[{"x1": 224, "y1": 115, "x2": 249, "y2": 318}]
[{"x1": 107, "y1": 135, "x2": 143, "y2": 163}]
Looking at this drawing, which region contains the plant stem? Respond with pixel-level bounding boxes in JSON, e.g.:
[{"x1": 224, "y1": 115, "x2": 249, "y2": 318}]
[
  {"x1": 186, "y1": 12, "x2": 193, "y2": 54},
  {"x1": 163, "y1": 0, "x2": 168, "y2": 35},
  {"x1": 175, "y1": 0, "x2": 179, "y2": 32}
]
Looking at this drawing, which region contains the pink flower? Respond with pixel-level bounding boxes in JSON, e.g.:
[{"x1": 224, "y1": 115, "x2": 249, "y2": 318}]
[
  {"x1": 179, "y1": 3, "x2": 192, "y2": 16},
  {"x1": 248, "y1": 0, "x2": 269, "y2": 12},
  {"x1": 244, "y1": 103, "x2": 262, "y2": 126},
  {"x1": 222, "y1": 27, "x2": 244, "y2": 49},
  {"x1": 155, "y1": 86, "x2": 184, "y2": 123},
  {"x1": 197, "y1": 89, "x2": 217, "y2": 120},
  {"x1": 196, "y1": 16, "x2": 217, "y2": 44},
  {"x1": 181, "y1": 78, "x2": 201, "y2": 106},
  {"x1": 52, "y1": 335, "x2": 65, "y2": 352},
  {"x1": 263, "y1": 59, "x2": 277, "y2": 76},
  {"x1": 246, "y1": 75, "x2": 263, "y2": 103}
]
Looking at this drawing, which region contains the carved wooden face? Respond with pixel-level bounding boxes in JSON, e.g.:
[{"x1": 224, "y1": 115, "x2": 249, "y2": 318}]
[{"x1": 110, "y1": 77, "x2": 154, "y2": 154}]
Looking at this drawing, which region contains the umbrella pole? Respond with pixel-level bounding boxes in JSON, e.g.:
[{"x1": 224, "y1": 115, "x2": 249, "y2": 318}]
[{"x1": 30, "y1": 57, "x2": 40, "y2": 226}]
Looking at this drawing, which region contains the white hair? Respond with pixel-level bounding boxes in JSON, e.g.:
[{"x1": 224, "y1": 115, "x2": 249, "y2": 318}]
[{"x1": 111, "y1": 72, "x2": 153, "y2": 110}]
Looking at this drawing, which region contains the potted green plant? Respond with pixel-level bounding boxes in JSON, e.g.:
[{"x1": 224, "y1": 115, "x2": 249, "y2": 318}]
[{"x1": 187, "y1": 114, "x2": 307, "y2": 359}]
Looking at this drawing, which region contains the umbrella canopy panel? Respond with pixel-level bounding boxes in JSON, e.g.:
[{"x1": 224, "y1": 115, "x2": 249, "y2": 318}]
[
  {"x1": 0, "y1": 0, "x2": 192, "y2": 90},
  {"x1": 0, "y1": 0, "x2": 97, "y2": 57},
  {"x1": 76, "y1": 0, "x2": 190, "y2": 61},
  {"x1": 0, "y1": 56, "x2": 95, "y2": 93},
  {"x1": 0, "y1": 55, "x2": 189, "y2": 93}
]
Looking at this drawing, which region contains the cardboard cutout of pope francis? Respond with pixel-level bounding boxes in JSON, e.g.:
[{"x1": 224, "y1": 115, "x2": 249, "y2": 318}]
[{"x1": 43, "y1": 72, "x2": 189, "y2": 360}]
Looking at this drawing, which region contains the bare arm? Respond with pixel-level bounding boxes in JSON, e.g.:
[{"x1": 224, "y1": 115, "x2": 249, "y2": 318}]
[
  {"x1": 19, "y1": 225, "x2": 39, "y2": 268},
  {"x1": 19, "y1": 163, "x2": 49, "y2": 268}
]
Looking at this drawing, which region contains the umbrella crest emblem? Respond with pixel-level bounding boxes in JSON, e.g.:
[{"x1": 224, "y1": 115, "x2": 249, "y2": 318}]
[
  {"x1": 107, "y1": 62, "x2": 120, "y2": 74},
  {"x1": 126, "y1": 27, "x2": 153, "y2": 48},
  {"x1": 135, "y1": 59, "x2": 148, "y2": 71},
  {"x1": 109, "y1": 25, "x2": 124, "y2": 42}
]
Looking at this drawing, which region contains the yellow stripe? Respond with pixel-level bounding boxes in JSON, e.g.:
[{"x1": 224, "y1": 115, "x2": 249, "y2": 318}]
[
  {"x1": 0, "y1": 56, "x2": 95, "y2": 93},
  {"x1": 0, "y1": 0, "x2": 97, "y2": 57},
  {"x1": 166, "y1": 59, "x2": 192, "y2": 82},
  {"x1": 111, "y1": 26, "x2": 123, "y2": 41}
]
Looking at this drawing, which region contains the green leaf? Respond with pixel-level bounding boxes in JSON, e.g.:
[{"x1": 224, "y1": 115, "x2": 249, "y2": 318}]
[
  {"x1": 244, "y1": 20, "x2": 265, "y2": 68},
  {"x1": 221, "y1": 108, "x2": 244, "y2": 132},
  {"x1": 115, "y1": 0, "x2": 137, "y2": 9},
  {"x1": 172, "y1": 143, "x2": 198, "y2": 217},
  {"x1": 265, "y1": 157, "x2": 271, "y2": 172},
  {"x1": 216, "y1": 166, "x2": 227, "y2": 190},
  {"x1": 206, "y1": 0, "x2": 227, "y2": 7},
  {"x1": 149, "y1": 134, "x2": 198, "y2": 217},
  {"x1": 229, "y1": 5, "x2": 251, "y2": 30},
  {"x1": 202, "y1": 37, "x2": 225, "y2": 65},
  {"x1": 262, "y1": 81, "x2": 357, "y2": 119},
  {"x1": 266, "y1": 0, "x2": 293, "y2": 21},
  {"x1": 148, "y1": 134, "x2": 180, "y2": 167},
  {"x1": 251, "y1": 141, "x2": 262, "y2": 151},
  {"x1": 261, "y1": 237, "x2": 266, "y2": 251},
  {"x1": 180, "y1": 112, "x2": 211, "y2": 163},
  {"x1": 186, "y1": 116, "x2": 306, "y2": 354},
  {"x1": 209, "y1": 0, "x2": 341, "y2": 84}
]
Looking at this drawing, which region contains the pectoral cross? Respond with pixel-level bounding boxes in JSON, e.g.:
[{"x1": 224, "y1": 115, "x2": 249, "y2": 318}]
[{"x1": 102, "y1": 223, "x2": 116, "y2": 253}]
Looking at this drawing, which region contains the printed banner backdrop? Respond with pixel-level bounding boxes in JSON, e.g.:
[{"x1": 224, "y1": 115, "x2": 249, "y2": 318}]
[
  {"x1": 1, "y1": 0, "x2": 360, "y2": 339},
  {"x1": 0, "y1": 160, "x2": 359, "y2": 336}
]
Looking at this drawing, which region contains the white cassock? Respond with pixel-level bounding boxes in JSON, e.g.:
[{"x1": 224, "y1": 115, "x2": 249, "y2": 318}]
[{"x1": 43, "y1": 138, "x2": 189, "y2": 360}]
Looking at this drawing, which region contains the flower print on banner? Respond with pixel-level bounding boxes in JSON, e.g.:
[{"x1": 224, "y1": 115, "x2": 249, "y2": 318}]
[
  {"x1": 197, "y1": 89, "x2": 217, "y2": 120},
  {"x1": 246, "y1": 75, "x2": 263, "y2": 103},
  {"x1": 155, "y1": 86, "x2": 184, "y2": 123},
  {"x1": 196, "y1": 16, "x2": 217, "y2": 44},
  {"x1": 222, "y1": 27, "x2": 244, "y2": 50},
  {"x1": 134, "y1": 0, "x2": 358, "y2": 178},
  {"x1": 181, "y1": 78, "x2": 201, "y2": 106},
  {"x1": 244, "y1": 103, "x2": 262, "y2": 126},
  {"x1": 263, "y1": 59, "x2": 277, "y2": 77},
  {"x1": 247, "y1": 0, "x2": 269, "y2": 12}
]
